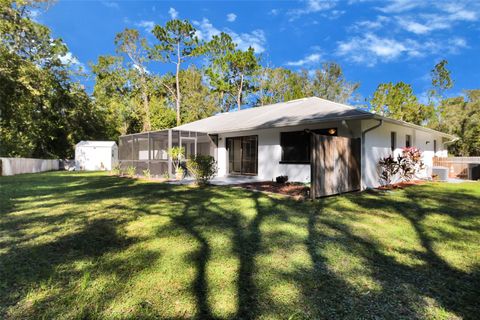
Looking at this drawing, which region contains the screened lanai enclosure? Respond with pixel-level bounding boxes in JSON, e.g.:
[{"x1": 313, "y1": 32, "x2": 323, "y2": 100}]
[{"x1": 118, "y1": 130, "x2": 217, "y2": 177}]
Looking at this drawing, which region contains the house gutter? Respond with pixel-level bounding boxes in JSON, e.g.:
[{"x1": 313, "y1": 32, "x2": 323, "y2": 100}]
[{"x1": 361, "y1": 119, "x2": 383, "y2": 190}]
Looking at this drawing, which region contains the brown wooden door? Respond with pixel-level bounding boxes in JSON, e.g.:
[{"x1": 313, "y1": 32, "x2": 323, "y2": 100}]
[{"x1": 311, "y1": 135, "x2": 361, "y2": 198}]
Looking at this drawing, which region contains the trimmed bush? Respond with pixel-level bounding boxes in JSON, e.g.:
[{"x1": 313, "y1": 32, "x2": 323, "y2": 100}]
[
  {"x1": 111, "y1": 163, "x2": 121, "y2": 176},
  {"x1": 125, "y1": 165, "x2": 136, "y2": 178},
  {"x1": 186, "y1": 155, "x2": 217, "y2": 185},
  {"x1": 142, "y1": 168, "x2": 151, "y2": 179}
]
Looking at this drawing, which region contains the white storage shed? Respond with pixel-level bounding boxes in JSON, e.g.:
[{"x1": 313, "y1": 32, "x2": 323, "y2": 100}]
[{"x1": 75, "y1": 141, "x2": 118, "y2": 171}]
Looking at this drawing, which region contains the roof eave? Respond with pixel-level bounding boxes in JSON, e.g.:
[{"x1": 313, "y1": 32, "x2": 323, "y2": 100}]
[
  {"x1": 184, "y1": 114, "x2": 374, "y2": 134},
  {"x1": 373, "y1": 115, "x2": 457, "y2": 140}
]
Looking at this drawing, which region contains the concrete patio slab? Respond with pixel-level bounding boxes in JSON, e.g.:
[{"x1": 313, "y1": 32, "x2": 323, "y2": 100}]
[{"x1": 167, "y1": 175, "x2": 268, "y2": 186}]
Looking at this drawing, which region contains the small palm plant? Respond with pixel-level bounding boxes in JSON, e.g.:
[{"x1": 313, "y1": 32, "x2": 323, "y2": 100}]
[{"x1": 167, "y1": 146, "x2": 185, "y2": 180}]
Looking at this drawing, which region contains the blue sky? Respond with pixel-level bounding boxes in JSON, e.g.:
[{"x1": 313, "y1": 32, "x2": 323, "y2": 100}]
[{"x1": 33, "y1": 0, "x2": 480, "y2": 104}]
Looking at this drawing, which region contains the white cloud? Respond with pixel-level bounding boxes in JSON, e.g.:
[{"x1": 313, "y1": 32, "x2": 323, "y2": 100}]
[
  {"x1": 438, "y1": 2, "x2": 478, "y2": 21},
  {"x1": 337, "y1": 33, "x2": 468, "y2": 66},
  {"x1": 337, "y1": 34, "x2": 409, "y2": 66},
  {"x1": 193, "y1": 18, "x2": 220, "y2": 41},
  {"x1": 231, "y1": 30, "x2": 266, "y2": 53},
  {"x1": 135, "y1": 20, "x2": 155, "y2": 32},
  {"x1": 168, "y1": 7, "x2": 178, "y2": 19},
  {"x1": 59, "y1": 52, "x2": 80, "y2": 65},
  {"x1": 269, "y1": 9, "x2": 279, "y2": 16},
  {"x1": 226, "y1": 13, "x2": 237, "y2": 22},
  {"x1": 193, "y1": 18, "x2": 267, "y2": 53},
  {"x1": 59, "y1": 52, "x2": 86, "y2": 71},
  {"x1": 396, "y1": 17, "x2": 437, "y2": 34},
  {"x1": 350, "y1": 16, "x2": 389, "y2": 31},
  {"x1": 133, "y1": 63, "x2": 149, "y2": 74},
  {"x1": 28, "y1": 9, "x2": 41, "y2": 21},
  {"x1": 286, "y1": 53, "x2": 322, "y2": 66},
  {"x1": 375, "y1": 1, "x2": 479, "y2": 34},
  {"x1": 101, "y1": 1, "x2": 119, "y2": 9},
  {"x1": 338, "y1": 1, "x2": 477, "y2": 66},
  {"x1": 377, "y1": 0, "x2": 424, "y2": 13},
  {"x1": 288, "y1": 0, "x2": 337, "y2": 21},
  {"x1": 396, "y1": 8, "x2": 478, "y2": 35},
  {"x1": 327, "y1": 9, "x2": 345, "y2": 19}
]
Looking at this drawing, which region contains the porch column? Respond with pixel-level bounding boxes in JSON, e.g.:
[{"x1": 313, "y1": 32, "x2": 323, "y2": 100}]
[
  {"x1": 147, "y1": 132, "x2": 151, "y2": 172},
  {"x1": 168, "y1": 129, "x2": 172, "y2": 178}
]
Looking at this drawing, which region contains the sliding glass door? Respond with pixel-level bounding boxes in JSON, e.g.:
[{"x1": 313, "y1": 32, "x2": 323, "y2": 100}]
[{"x1": 226, "y1": 135, "x2": 258, "y2": 175}]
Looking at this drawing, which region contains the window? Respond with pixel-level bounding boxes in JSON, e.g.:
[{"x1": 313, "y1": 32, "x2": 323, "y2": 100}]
[
  {"x1": 434, "y1": 140, "x2": 437, "y2": 153},
  {"x1": 281, "y1": 131, "x2": 310, "y2": 163},
  {"x1": 390, "y1": 132, "x2": 397, "y2": 152},
  {"x1": 405, "y1": 134, "x2": 411, "y2": 148},
  {"x1": 280, "y1": 128, "x2": 337, "y2": 164}
]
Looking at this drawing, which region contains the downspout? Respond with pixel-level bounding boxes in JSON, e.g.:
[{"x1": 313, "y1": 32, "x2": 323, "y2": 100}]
[{"x1": 361, "y1": 119, "x2": 383, "y2": 190}]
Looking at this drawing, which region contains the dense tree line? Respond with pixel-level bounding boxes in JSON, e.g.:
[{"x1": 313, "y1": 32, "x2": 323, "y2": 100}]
[
  {"x1": 1, "y1": 1, "x2": 478, "y2": 158},
  {"x1": 0, "y1": 0, "x2": 107, "y2": 158},
  {"x1": 92, "y1": 23, "x2": 360, "y2": 142},
  {"x1": 369, "y1": 60, "x2": 480, "y2": 156}
]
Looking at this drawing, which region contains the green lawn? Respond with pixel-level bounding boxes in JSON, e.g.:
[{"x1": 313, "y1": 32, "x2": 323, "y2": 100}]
[{"x1": 0, "y1": 172, "x2": 479, "y2": 319}]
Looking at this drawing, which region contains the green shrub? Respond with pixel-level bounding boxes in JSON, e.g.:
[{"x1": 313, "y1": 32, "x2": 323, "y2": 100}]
[
  {"x1": 186, "y1": 155, "x2": 217, "y2": 185},
  {"x1": 126, "y1": 165, "x2": 136, "y2": 178},
  {"x1": 162, "y1": 171, "x2": 170, "y2": 179},
  {"x1": 111, "y1": 163, "x2": 121, "y2": 176},
  {"x1": 142, "y1": 168, "x2": 151, "y2": 179}
]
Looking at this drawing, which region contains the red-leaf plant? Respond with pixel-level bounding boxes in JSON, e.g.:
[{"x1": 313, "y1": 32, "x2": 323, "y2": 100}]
[{"x1": 378, "y1": 147, "x2": 425, "y2": 186}]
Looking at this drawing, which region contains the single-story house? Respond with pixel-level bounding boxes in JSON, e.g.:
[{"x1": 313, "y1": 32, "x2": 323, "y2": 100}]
[
  {"x1": 75, "y1": 141, "x2": 118, "y2": 171},
  {"x1": 118, "y1": 97, "x2": 455, "y2": 193}
]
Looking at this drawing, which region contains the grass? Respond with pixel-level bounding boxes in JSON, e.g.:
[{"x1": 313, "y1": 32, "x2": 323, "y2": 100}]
[{"x1": 0, "y1": 171, "x2": 479, "y2": 319}]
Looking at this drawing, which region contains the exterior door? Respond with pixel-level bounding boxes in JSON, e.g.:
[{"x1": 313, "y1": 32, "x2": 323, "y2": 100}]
[
  {"x1": 180, "y1": 137, "x2": 196, "y2": 159},
  {"x1": 226, "y1": 135, "x2": 258, "y2": 175}
]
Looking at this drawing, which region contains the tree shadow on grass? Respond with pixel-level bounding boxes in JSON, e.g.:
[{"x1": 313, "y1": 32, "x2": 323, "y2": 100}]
[
  {"x1": 295, "y1": 185, "x2": 480, "y2": 319},
  {"x1": 153, "y1": 187, "x2": 275, "y2": 319},
  {"x1": 0, "y1": 216, "x2": 161, "y2": 318},
  {"x1": 3, "y1": 173, "x2": 479, "y2": 319}
]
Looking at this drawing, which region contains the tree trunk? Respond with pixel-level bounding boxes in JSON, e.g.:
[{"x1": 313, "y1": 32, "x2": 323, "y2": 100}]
[
  {"x1": 237, "y1": 74, "x2": 244, "y2": 111},
  {"x1": 140, "y1": 74, "x2": 150, "y2": 132},
  {"x1": 176, "y1": 42, "x2": 181, "y2": 126}
]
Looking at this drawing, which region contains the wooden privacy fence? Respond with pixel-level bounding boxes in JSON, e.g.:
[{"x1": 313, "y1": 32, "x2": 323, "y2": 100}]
[
  {"x1": 433, "y1": 157, "x2": 480, "y2": 179},
  {"x1": 311, "y1": 135, "x2": 361, "y2": 198}
]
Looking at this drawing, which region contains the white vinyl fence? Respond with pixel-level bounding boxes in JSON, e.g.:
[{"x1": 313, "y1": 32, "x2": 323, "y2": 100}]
[{"x1": 0, "y1": 157, "x2": 59, "y2": 176}]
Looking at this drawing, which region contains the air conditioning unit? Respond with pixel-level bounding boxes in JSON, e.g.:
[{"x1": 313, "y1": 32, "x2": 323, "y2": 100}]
[
  {"x1": 432, "y1": 166, "x2": 449, "y2": 181},
  {"x1": 468, "y1": 164, "x2": 480, "y2": 180}
]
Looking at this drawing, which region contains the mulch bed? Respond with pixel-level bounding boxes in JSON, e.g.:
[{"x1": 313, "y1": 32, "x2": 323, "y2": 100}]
[
  {"x1": 376, "y1": 179, "x2": 426, "y2": 190},
  {"x1": 236, "y1": 181, "x2": 310, "y2": 200}
]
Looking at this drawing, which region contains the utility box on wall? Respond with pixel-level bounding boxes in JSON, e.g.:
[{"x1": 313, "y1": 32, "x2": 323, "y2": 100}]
[{"x1": 75, "y1": 141, "x2": 118, "y2": 171}]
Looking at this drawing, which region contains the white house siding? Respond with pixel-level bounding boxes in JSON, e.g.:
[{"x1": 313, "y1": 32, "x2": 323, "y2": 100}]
[
  {"x1": 217, "y1": 120, "x2": 362, "y2": 183},
  {"x1": 361, "y1": 119, "x2": 448, "y2": 188},
  {"x1": 216, "y1": 119, "x2": 448, "y2": 188}
]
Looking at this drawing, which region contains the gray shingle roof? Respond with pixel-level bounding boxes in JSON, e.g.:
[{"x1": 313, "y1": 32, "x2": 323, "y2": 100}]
[{"x1": 174, "y1": 97, "x2": 372, "y2": 133}]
